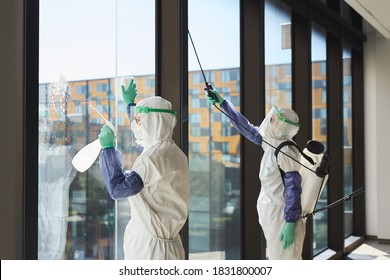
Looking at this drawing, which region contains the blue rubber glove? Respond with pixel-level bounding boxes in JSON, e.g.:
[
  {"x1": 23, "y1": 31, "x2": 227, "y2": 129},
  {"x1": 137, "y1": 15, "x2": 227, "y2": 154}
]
[
  {"x1": 205, "y1": 89, "x2": 224, "y2": 105},
  {"x1": 121, "y1": 79, "x2": 137, "y2": 104},
  {"x1": 98, "y1": 125, "x2": 116, "y2": 149},
  {"x1": 279, "y1": 222, "x2": 295, "y2": 249}
]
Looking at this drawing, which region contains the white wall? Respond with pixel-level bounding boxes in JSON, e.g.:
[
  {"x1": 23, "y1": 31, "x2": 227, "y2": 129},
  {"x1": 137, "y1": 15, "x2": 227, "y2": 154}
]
[
  {"x1": 374, "y1": 37, "x2": 390, "y2": 239},
  {"x1": 364, "y1": 32, "x2": 390, "y2": 239},
  {"x1": 0, "y1": 0, "x2": 24, "y2": 259}
]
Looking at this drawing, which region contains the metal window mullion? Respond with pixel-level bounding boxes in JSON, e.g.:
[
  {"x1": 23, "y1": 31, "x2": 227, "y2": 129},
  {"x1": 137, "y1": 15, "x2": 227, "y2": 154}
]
[
  {"x1": 241, "y1": 0, "x2": 264, "y2": 260},
  {"x1": 326, "y1": 32, "x2": 345, "y2": 258},
  {"x1": 292, "y1": 10, "x2": 313, "y2": 259}
]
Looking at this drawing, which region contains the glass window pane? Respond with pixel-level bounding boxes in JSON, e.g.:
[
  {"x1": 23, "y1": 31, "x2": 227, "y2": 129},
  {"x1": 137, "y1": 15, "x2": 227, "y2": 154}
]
[
  {"x1": 343, "y1": 47, "x2": 353, "y2": 237},
  {"x1": 188, "y1": 0, "x2": 240, "y2": 260},
  {"x1": 39, "y1": 0, "x2": 155, "y2": 260},
  {"x1": 311, "y1": 25, "x2": 328, "y2": 255},
  {"x1": 264, "y1": 0, "x2": 292, "y2": 259},
  {"x1": 265, "y1": 0, "x2": 292, "y2": 113}
]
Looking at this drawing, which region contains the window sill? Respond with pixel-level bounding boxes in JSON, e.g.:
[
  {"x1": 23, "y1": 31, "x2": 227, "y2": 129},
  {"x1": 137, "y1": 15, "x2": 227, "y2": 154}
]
[{"x1": 314, "y1": 235, "x2": 364, "y2": 260}]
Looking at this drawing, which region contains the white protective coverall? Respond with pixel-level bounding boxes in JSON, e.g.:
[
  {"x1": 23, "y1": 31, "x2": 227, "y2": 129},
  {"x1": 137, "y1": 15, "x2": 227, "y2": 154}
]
[
  {"x1": 258, "y1": 107, "x2": 305, "y2": 260},
  {"x1": 99, "y1": 96, "x2": 190, "y2": 260},
  {"x1": 219, "y1": 101, "x2": 305, "y2": 260}
]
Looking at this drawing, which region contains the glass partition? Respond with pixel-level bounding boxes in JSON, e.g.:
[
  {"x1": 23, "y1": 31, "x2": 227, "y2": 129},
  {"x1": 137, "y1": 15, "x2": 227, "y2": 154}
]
[
  {"x1": 343, "y1": 47, "x2": 353, "y2": 238},
  {"x1": 265, "y1": 0, "x2": 292, "y2": 113},
  {"x1": 38, "y1": 0, "x2": 155, "y2": 260},
  {"x1": 188, "y1": 0, "x2": 241, "y2": 260}
]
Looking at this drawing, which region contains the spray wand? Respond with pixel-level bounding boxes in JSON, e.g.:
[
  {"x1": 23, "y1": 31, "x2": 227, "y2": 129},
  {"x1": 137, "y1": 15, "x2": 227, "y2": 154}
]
[
  {"x1": 187, "y1": 29, "x2": 364, "y2": 215},
  {"x1": 188, "y1": 30, "x2": 220, "y2": 104},
  {"x1": 188, "y1": 30, "x2": 311, "y2": 171}
]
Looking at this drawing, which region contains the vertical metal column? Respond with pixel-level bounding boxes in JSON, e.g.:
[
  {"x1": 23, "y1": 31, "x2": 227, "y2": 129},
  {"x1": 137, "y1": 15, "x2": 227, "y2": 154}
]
[
  {"x1": 292, "y1": 10, "x2": 313, "y2": 259},
  {"x1": 351, "y1": 49, "x2": 365, "y2": 236},
  {"x1": 23, "y1": 0, "x2": 39, "y2": 260},
  {"x1": 156, "y1": 0, "x2": 189, "y2": 258},
  {"x1": 241, "y1": 0, "x2": 264, "y2": 260},
  {"x1": 327, "y1": 32, "x2": 344, "y2": 258}
]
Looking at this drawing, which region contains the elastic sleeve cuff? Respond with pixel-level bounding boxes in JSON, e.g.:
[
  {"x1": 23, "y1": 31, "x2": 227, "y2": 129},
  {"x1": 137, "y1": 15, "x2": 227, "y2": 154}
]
[{"x1": 102, "y1": 146, "x2": 115, "y2": 149}]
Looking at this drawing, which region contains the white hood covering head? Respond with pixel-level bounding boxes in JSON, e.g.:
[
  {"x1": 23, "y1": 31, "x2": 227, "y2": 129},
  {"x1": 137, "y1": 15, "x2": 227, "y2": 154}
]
[
  {"x1": 259, "y1": 107, "x2": 300, "y2": 140},
  {"x1": 135, "y1": 96, "x2": 177, "y2": 148}
]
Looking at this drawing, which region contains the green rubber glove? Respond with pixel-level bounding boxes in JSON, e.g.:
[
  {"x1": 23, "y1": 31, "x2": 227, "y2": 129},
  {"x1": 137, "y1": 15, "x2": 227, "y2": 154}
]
[
  {"x1": 98, "y1": 125, "x2": 116, "y2": 149},
  {"x1": 205, "y1": 89, "x2": 224, "y2": 105},
  {"x1": 121, "y1": 79, "x2": 137, "y2": 104},
  {"x1": 279, "y1": 222, "x2": 295, "y2": 249}
]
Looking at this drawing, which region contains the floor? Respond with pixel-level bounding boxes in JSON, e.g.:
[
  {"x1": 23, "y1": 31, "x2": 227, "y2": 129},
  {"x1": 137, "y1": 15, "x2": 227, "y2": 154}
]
[
  {"x1": 189, "y1": 239, "x2": 390, "y2": 260},
  {"x1": 346, "y1": 239, "x2": 390, "y2": 260}
]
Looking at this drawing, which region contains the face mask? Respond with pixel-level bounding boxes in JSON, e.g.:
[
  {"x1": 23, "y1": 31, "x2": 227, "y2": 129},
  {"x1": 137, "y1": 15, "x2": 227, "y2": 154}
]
[{"x1": 131, "y1": 120, "x2": 146, "y2": 145}]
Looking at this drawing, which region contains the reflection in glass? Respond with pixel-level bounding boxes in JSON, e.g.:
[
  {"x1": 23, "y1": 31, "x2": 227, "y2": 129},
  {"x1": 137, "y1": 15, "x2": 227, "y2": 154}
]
[
  {"x1": 343, "y1": 48, "x2": 353, "y2": 237},
  {"x1": 311, "y1": 26, "x2": 328, "y2": 255},
  {"x1": 39, "y1": 0, "x2": 155, "y2": 259},
  {"x1": 38, "y1": 78, "x2": 77, "y2": 259},
  {"x1": 265, "y1": 0, "x2": 292, "y2": 113},
  {"x1": 188, "y1": 0, "x2": 240, "y2": 260},
  {"x1": 263, "y1": 0, "x2": 292, "y2": 259}
]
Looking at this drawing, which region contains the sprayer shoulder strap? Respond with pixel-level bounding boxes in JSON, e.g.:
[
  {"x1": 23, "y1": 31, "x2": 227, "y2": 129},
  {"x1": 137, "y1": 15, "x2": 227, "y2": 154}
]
[
  {"x1": 274, "y1": 140, "x2": 315, "y2": 186},
  {"x1": 274, "y1": 141, "x2": 299, "y2": 160},
  {"x1": 274, "y1": 141, "x2": 315, "y2": 166},
  {"x1": 274, "y1": 141, "x2": 298, "y2": 185}
]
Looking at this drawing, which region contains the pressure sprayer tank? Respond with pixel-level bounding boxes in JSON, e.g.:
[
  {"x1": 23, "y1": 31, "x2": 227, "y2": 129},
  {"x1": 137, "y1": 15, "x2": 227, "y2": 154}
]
[{"x1": 299, "y1": 141, "x2": 330, "y2": 218}]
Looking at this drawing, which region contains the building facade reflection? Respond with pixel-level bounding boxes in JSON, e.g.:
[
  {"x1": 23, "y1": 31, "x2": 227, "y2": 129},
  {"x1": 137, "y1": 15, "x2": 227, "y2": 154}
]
[{"x1": 38, "y1": 62, "x2": 340, "y2": 259}]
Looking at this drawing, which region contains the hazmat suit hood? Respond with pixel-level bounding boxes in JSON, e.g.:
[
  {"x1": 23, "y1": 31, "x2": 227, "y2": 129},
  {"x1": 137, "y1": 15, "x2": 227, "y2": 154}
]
[
  {"x1": 259, "y1": 107, "x2": 300, "y2": 140},
  {"x1": 135, "y1": 96, "x2": 177, "y2": 148}
]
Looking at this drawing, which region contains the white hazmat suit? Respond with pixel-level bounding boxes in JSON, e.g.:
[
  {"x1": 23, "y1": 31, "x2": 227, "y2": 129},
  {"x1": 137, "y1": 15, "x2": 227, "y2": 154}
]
[
  {"x1": 258, "y1": 107, "x2": 305, "y2": 260},
  {"x1": 99, "y1": 96, "x2": 190, "y2": 260},
  {"x1": 214, "y1": 97, "x2": 305, "y2": 260}
]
